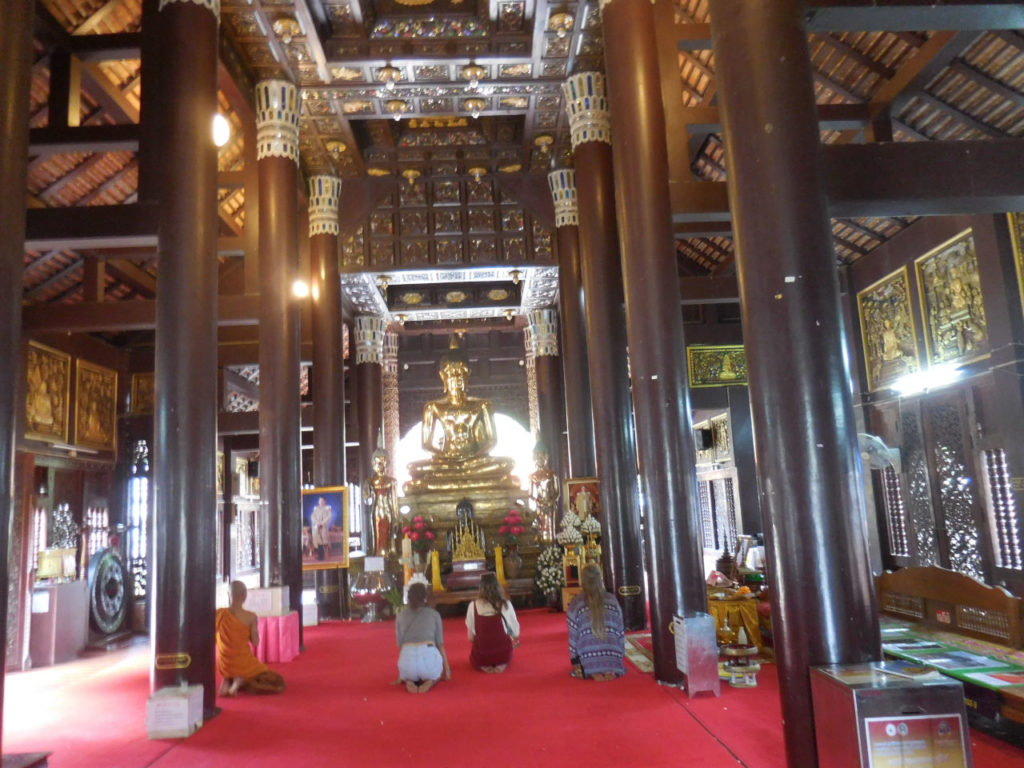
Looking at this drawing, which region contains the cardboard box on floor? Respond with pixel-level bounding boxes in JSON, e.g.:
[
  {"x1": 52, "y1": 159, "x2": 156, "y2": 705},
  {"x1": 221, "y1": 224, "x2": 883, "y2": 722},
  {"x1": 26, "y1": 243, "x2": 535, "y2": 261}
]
[{"x1": 146, "y1": 684, "x2": 203, "y2": 740}]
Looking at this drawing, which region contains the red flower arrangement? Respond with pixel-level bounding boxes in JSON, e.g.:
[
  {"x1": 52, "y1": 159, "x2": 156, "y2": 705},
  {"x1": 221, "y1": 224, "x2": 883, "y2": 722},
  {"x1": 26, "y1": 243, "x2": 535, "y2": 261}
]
[
  {"x1": 499, "y1": 509, "x2": 527, "y2": 550},
  {"x1": 402, "y1": 515, "x2": 436, "y2": 554}
]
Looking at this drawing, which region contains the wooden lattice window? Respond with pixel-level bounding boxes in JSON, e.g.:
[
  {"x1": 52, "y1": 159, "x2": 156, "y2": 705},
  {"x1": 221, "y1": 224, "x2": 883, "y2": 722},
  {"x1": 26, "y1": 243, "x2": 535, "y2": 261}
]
[
  {"x1": 126, "y1": 440, "x2": 150, "y2": 598},
  {"x1": 33, "y1": 507, "x2": 47, "y2": 568},
  {"x1": 981, "y1": 448, "x2": 1023, "y2": 570},
  {"x1": 86, "y1": 507, "x2": 109, "y2": 557},
  {"x1": 880, "y1": 466, "x2": 910, "y2": 557}
]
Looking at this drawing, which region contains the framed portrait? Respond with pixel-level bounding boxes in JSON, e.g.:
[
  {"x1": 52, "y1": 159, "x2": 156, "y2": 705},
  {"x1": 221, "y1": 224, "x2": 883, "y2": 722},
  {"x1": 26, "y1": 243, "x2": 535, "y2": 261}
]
[
  {"x1": 301, "y1": 486, "x2": 349, "y2": 570},
  {"x1": 75, "y1": 360, "x2": 118, "y2": 451},
  {"x1": 856, "y1": 267, "x2": 920, "y2": 392},
  {"x1": 131, "y1": 372, "x2": 154, "y2": 414},
  {"x1": 915, "y1": 229, "x2": 989, "y2": 367},
  {"x1": 564, "y1": 477, "x2": 599, "y2": 521},
  {"x1": 25, "y1": 341, "x2": 71, "y2": 443},
  {"x1": 686, "y1": 345, "x2": 748, "y2": 388}
]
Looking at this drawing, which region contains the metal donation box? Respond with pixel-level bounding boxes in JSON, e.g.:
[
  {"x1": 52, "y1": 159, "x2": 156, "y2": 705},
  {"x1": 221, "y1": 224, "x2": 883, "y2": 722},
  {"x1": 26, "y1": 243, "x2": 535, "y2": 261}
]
[{"x1": 810, "y1": 664, "x2": 974, "y2": 768}]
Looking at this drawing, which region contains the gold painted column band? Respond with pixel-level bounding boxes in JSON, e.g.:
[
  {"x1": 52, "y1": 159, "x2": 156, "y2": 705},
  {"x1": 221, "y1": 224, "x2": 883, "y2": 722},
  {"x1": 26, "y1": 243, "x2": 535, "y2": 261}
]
[
  {"x1": 355, "y1": 316, "x2": 387, "y2": 365},
  {"x1": 617, "y1": 585, "x2": 642, "y2": 597},
  {"x1": 255, "y1": 80, "x2": 299, "y2": 163},
  {"x1": 528, "y1": 309, "x2": 560, "y2": 357},
  {"x1": 308, "y1": 175, "x2": 342, "y2": 237},
  {"x1": 562, "y1": 72, "x2": 612, "y2": 149},
  {"x1": 159, "y1": 0, "x2": 220, "y2": 15},
  {"x1": 547, "y1": 169, "x2": 579, "y2": 228}
]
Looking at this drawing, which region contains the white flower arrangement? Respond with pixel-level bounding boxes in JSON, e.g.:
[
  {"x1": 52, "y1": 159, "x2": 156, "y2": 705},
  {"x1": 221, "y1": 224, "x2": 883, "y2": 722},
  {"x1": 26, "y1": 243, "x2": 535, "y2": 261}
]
[
  {"x1": 560, "y1": 510, "x2": 582, "y2": 531},
  {"x1": 580, "y1": 516, "x2": 602, "y2": 535},
  {"x1": 534, "y1": 544, "x2": 565, "y2": 593},
  {"x1": 557, "y1": 525, "x2": 583, "y2": 546}
]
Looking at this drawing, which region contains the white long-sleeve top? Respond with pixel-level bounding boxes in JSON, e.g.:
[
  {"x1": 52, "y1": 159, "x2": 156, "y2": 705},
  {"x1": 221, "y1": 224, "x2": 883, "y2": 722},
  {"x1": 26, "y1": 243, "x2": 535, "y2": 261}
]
[{"x1": 466, "y1": 598, "x2": 520, "y2": 640}]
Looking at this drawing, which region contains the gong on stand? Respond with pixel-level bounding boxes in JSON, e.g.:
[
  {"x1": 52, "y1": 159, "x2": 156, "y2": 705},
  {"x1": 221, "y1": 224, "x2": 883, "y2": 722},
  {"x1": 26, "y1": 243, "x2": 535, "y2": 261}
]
[{"x1": 87, "y1": 547, "x2": 131, "y2": 643}]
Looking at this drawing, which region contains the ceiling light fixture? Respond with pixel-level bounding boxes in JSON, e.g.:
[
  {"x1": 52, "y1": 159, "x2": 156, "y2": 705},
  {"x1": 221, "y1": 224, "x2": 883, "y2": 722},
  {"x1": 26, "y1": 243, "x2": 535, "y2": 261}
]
[
  {"x1": 397, "y1": 314, "x2": 407, "y2": 326},
  {"x1": 468, "y1": 166, "x2": 487, "y2": 182},
  {"x1": 272, "y1": 16, "x2": 301, "y2": 44},
  {"x1": 509, "y1": 269, "x2": 522, "y2": 285},
  {"x1": 402, "y1": 168, "x2": 422, "y2": 186},
  {"x1": 386, "y1": 99, "x2": 409, "y2": 121},
  {"x1": 378, "y1": 65, "x2": 401, "y2": 92},
  {"x1": 549, "y1": 11, "x2": 575, "y2": 39},
  {"x1": 377, "y1": 275, "x2": 391, "y2": 292},
  {"x1": 325, "y1": 140, "x2": 347, "y2": 155},
  {"x1": 461, "y1": 64, "x2": 486, "y2": 90},
  {"x1": 212, "y1": 113, "x2": 231, "y2": 147},
  {"x1": 504, "y1": 309, "x2": 516, "y2": 322},
  {"x1": 464, "y1": 97, "x2": 486, "y2": 119},
  {"x1": 291, "y1": 279, "x2": 310, "y2": 298}
]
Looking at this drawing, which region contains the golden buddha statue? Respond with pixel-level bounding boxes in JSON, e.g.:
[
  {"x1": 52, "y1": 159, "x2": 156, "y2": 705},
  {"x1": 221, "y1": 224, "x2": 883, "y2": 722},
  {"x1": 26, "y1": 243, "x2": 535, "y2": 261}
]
[{"x1": 404, "y1": 337, "x2": 518, "y2": 493}]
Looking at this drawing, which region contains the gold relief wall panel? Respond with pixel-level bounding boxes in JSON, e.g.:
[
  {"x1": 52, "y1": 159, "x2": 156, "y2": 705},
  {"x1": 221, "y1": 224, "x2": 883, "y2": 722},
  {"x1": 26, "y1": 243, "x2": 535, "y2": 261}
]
[
  {"x1": 915, "y1": 229, "x2": 989, "y2": 366},
  {"x1": 25, "y1": 341, "x2": 70, "y2": 443},
  {"x1": 686, "y1": 345, "x2": 748, "y2": 387},
  {"x1": 131, "y1": 373, "x2": 155, "y2": 415},
  {"x1": 75, "y1": 360, "x2": 118, "y2": 452},
  {"x1": 856, "y1": 267, "x2": 920, "y2": 392},
  {"x1": 1010, "y1": 213, "x2": 1024, "y2": 325},
  {"x1": 711, "y1": 414, "x2": 732, "y2": 462}
]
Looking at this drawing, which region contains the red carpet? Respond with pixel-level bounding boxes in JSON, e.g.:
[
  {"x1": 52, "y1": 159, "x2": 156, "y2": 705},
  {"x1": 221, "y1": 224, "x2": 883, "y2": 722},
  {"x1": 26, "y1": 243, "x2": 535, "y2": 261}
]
[{"x1": 4, "y1": 609, "x2": 1024, "y2": 767}]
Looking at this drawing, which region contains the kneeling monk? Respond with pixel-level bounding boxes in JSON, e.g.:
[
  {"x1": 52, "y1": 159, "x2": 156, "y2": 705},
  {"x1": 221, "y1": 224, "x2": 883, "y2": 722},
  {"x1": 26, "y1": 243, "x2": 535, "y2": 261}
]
[{"x1": 215, "y1": 581, "x2": 286, "y2": 696}]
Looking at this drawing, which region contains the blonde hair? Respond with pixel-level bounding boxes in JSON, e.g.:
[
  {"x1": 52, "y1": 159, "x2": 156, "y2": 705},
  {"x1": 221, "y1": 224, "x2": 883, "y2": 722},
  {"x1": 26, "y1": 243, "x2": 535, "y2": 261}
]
[{"x1": 581, "y1": 564, "x2": 608, "y2": 640}]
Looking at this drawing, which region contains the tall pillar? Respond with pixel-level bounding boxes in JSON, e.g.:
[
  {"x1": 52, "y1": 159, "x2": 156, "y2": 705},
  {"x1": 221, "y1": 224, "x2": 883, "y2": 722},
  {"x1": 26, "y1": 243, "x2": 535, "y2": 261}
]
[
  {"x1": 255, "y1": 80, "x2": 303, "y2": 628},
  {"x1": 527, "y1": 310, "x2": 566, "y2": 483},
  {"x1": 563, "y1": 73, "x2": 646, "y2": 631},
  {"x1": 602, "y1": 0, "x2": 709, "y2": 684},
  {"x1": 309, "y1": 174, "x2": 345, "y2": 620},
  {"x1": 355, "y1": 316, "x2": 386, "y2": 550},
  {"x1": 0, "y1": 1, "x2": 33, "y2": 744},
  {"x1": 709, "y1": 2, "x2": 880, "y2": 764},
  {"x1": 548, "y1": 170, "x2": 596, "y2": 477},
  {"x1": 382, "y1": 331, "x2": 400, "y2": 476},
  {"x1": 150, "y1": 0, "x2": 219, "y2": 713}
]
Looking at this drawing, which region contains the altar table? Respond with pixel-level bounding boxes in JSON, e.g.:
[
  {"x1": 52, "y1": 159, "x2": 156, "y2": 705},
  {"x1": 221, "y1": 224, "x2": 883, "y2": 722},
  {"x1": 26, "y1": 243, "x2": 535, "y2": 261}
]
[
  {"x1": 706, "y1": 596, "x2": 763, "y2": 651},
  {"x1": 256, "y1": 611, "x2": 299, "y2": 663}
]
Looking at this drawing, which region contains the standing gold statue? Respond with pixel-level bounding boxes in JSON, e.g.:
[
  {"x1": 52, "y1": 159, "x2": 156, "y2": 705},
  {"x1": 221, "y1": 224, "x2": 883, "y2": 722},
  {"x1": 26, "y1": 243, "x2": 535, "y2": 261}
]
[
  {"x1": 364, "y1": 449, "x2": 398, "y2": 556},
  {"x1": 528, "y1": 448, "x2": 559, "y2": 542},
  {"x1": 404, "y1": 337, "x2": 518, "y2": 492}
]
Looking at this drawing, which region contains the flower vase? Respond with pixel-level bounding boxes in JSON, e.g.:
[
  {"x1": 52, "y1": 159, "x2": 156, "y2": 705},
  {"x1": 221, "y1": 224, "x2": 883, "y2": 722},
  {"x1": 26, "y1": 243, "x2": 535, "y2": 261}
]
[{"x1": 504, "y1": 546, "x2": 522, "y2": 580}]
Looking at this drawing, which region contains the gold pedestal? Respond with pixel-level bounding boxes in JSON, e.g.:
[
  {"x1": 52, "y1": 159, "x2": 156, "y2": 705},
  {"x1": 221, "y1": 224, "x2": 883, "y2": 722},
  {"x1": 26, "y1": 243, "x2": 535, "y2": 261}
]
[{"x1": 401, "y1": 487, "x2": 529, "y2": 551}]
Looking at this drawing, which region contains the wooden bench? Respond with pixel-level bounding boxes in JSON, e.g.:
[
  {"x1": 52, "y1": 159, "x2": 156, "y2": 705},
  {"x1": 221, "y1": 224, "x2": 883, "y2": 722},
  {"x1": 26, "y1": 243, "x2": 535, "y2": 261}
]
[
  {"x1": 877, "y1": 565, "x2": 1024, "y2": 725},
  {"x1": 877, "y1": 565, "x2": 1023, "y2": 648}
]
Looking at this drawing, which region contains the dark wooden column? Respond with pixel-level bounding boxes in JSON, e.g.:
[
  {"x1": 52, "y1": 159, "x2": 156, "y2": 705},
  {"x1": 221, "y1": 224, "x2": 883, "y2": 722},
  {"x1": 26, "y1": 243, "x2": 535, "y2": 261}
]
[
  {"x1": 602, "y1": 0, "x2": 708, "y2": 684},
  {"x1": 309, "y1": 175, "x2": 346, "y2": 619},
  {"x1": 528, "y1": 310, "x2": 566, "y2": 483},
  {"x1": 564, "y1": 74, "x2": 646, "y2": 632},
  {"x1": 0, "y1": 1, "x2": 33, "y2": 744},
  {"x1": 710, "y1": 2, "x2": 880, "y2": 764},
  {"x1": 255, "y1": 80, "x2": 303, "y2": 627},
  {"x1": 150, "y1": 0, "x2": 219, "y2": 713},
  {"x1": 548, "y1": 170, "x2": 596, "y2": 478},
  {"x1": 355, "y1": 316, "x2": 385, "y2": 550}
]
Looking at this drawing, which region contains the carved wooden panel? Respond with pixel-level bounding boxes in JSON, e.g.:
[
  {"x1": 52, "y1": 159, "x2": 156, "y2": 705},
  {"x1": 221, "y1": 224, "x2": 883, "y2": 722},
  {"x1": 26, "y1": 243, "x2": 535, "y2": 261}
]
[
  {"x1": 857, "y1": 267, "x2": 919, "y2": 392},
  {"x1": 901, "y1": 407, "x2": 939, "y2": 565}
]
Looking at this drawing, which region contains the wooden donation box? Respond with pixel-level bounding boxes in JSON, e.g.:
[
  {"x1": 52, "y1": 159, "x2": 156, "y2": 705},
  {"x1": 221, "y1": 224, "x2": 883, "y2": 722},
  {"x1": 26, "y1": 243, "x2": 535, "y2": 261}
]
[
  {"x1": 810, "y1": 664, "x2": 973, "y2": 768},
  {"x1": 30, "y1": 580, "x2": 88, "y2": 667},
  {"x1": 146, "y1": 684, "x2": 204, "y2": 740}
]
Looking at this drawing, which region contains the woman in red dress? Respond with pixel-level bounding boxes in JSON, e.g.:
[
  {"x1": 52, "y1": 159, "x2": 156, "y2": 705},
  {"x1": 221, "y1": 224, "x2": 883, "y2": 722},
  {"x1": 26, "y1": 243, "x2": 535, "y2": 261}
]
[{"x1": 467, "y1": 573, "x2": 520, "y2": 672}]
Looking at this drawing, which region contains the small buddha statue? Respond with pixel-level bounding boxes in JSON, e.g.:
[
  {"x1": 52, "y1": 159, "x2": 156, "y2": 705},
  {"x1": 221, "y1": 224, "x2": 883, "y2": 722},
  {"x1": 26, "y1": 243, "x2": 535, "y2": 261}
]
[
  {"x1": 363, "y1": 449, "x2": 398, "y2": 556},
  {"x1": 528, "y1": 447, "x2": 559, "y2": 541},
  {"x1": 404, "y1": 337, "x2": 518, "y2": 493}
]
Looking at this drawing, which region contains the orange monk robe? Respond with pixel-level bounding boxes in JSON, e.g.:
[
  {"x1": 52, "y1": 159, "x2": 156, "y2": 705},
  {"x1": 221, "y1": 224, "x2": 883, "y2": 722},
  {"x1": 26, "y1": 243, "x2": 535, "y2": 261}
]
[{"x1": 215, "y1": 608, "x2": 287, "y2": 694}]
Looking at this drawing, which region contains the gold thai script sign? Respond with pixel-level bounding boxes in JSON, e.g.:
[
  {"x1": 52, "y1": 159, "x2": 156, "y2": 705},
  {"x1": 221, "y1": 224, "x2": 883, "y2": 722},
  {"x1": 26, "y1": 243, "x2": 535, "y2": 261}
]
[
  {"x1": 618, "y1": 585, "x2": 641, "y2": 597},
  {"x1": 155, "y1": 652, "x2": 191, "y2": 670},
  {"x1": 857, "y1": 267, "x2": 920, "y2": 392}
]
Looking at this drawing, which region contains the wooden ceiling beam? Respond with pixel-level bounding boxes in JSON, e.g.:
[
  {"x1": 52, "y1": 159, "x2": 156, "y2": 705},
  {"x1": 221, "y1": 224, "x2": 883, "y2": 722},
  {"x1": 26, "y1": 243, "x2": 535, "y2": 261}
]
[
  {"x1": 29, "y1": 124, "x2": 140, "y2": 155},
  {"x1": 76, "y1": 158, "x2": 137, "y2": 206},
  {"x1": 804, "y1": 2, "x2": 1024, "y2": 32},
  {"x1": 25, "y1": 250, "x2": 70, "y2": 276},
  {"x1": 25, "y1": 260, "x2": 83, "y2": 300},
  {"x1": 671, "y1": 139, "x2": 1024, "y2": 220},
  {"x1": 293, "y1": 0, "x2": 331, "y2": 84},
  {"x1": 37, "y1": 153, "x2": 110, "y2": 202},
  {"x1": 22, "y1": 295, "x2": 262, "y2": 333},
  {"x1": 105, "y1": 260, "x2": 157, "y2": 297},
  {"x1": 72, "y1": 1, "x2": 123, "y2": 36},
  {"x1": 816, "y1": 33, "x2": 897, "y2": 80},
  {"x1": 26, "y1": 203, "x2": 159, "y2": 251},
  {"x1": 914, "y1": 92, "x2": 1007, "y2": 138},
  {"x1": 81, "y1": 61, "x2": 140, "y2": 123},
  {"x1": 681, "y1": 103, "x2": 871, "y2": 134},
  {"x1": 947, "y1": 60, "x2": 1024, "y2": 108}
]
